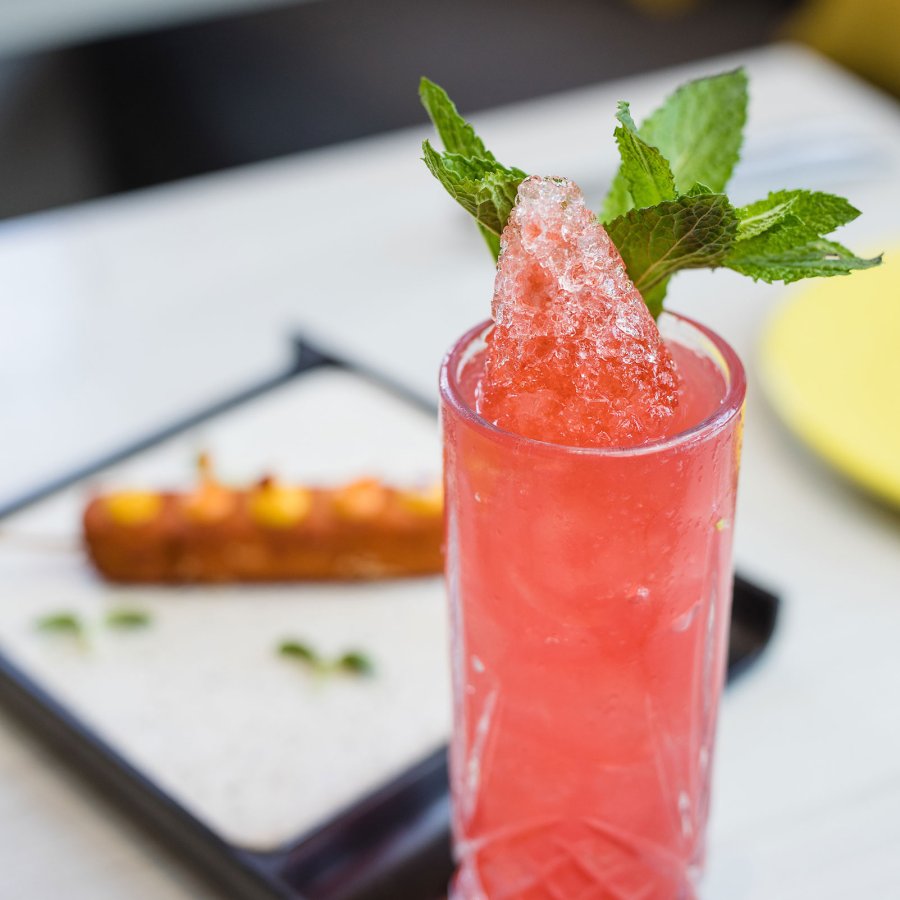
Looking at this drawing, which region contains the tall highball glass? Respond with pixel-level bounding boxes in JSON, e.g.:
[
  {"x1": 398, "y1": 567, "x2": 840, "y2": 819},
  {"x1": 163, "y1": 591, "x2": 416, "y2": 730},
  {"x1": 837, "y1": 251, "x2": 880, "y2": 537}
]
[{"x1": 440, "y1": 312, "x2": 746, "y2": 899}]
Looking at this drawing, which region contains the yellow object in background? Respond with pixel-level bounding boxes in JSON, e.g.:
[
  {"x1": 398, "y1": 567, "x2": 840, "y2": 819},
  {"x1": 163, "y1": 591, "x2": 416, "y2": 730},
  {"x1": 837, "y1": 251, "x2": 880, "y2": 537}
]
[
  {"x1": 786, "y1": 0, "x2": 900, "y2": 97},
  {"x1": 760, "y1": 250, "x2": 900, "y2": 507}
]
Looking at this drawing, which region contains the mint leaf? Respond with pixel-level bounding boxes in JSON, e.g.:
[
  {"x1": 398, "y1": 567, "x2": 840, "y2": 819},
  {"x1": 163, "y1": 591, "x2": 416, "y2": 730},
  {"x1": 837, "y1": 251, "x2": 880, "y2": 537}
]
[
  {"x1": 727, "y1": 190, "x2": 877, "y2": 281},
  {"x1": 726, "y1": 239, "x2": 882, "y2": 284},
  {"x1": 420, "y1": 80, "x2": 527, "y2": 260},
  {"x1": 613, "y1": 102, "x2": 676, "y2": 209},
  {"x1": 420, "y1": 71, "x2": 880, "y2": 313},
  {"x1": 422, "y1": 141, "x2": 525, "y2": 244},
  {"x1": 603, "y1": 69, "x2": 748, "y2": 221},
  {"x1": 641, "y1": 69, "x2": 748, "y2": 193},
  {"x1": 733, "y1": 190, "x2": 860, "y2": 253},
  {"x1": 736, "y1": 195, "x2": 797, "y2": 241},
  {"x1": 419, "y1": 78, "x2": 494, "y2": 160},
  {"x1": 607, "y1": 194, "x2": 739, "y2": 316}
]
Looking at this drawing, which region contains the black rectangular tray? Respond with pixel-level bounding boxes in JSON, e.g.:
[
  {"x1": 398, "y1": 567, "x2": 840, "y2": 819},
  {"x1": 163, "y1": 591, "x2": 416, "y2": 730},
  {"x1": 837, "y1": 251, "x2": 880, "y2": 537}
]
[{"x1": 0, "y1": 338, "x2": 779, "y2": 900}]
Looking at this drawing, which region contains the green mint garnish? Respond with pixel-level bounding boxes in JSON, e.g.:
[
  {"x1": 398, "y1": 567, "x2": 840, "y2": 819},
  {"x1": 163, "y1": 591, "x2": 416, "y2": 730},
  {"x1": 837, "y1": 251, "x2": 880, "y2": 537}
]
[
  {"x1": 35, "y1": 612, "x2": 83, "y2": 635},
  {"x1": 605, "y1": 193, "x2": 738, "y2": 318},
  {"x1": 608, "y1": 101, "x2": 676, "y2": 213},
  {"x1": 105, "y1": 608, "x2": 152, "y2": 629},
  {"x1": 419, "y1": 70, "x2": 880, "y2": 316},
  {"x1": 419, "y1": 77, "x2": 494, "y2": 160},
  {"x1": 420, "y1": 78, "x2": 525, "y2": 260},
  {"x1": 602, "y1": 69, "x2": 748, "y2": 220},
  {"x1": 724, "y1": 189, "x2": 879, "y2": 283},
  {"x1": 335, "y1": 650, "x2": 375, "y2": 677}
]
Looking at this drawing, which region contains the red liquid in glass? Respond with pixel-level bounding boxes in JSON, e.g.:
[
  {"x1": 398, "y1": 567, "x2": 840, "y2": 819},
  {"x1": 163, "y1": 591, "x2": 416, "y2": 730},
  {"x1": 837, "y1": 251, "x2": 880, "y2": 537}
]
[{"x1": 442, "y1": 325, "x2": 744, "y2": 899}]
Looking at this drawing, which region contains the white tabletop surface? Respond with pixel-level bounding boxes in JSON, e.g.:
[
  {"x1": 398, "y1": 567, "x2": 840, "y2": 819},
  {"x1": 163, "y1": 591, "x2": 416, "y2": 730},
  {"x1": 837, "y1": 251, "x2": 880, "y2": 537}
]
[{"x1": 2, "y1": 42, "x2": 899, "y2": 898}]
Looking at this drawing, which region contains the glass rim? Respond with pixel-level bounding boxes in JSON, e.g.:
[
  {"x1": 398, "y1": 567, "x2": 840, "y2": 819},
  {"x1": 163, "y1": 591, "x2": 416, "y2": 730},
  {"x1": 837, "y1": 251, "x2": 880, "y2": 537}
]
[{"x1": 439, "y1": 311, "x2": 747, "y2": 458}]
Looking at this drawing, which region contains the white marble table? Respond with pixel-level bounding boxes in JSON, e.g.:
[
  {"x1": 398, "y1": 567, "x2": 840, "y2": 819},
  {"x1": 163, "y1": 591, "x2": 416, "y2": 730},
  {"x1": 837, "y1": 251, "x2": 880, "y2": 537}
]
[{"x1": 1, "y1": 42, "x2": 899, "y2": 898}]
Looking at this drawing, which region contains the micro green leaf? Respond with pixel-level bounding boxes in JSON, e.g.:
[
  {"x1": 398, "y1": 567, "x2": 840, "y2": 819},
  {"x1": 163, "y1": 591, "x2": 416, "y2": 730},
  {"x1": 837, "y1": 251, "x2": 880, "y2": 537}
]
[
  {"x1": 278, "y1": 640, "x2": 320, "y2": 664},
  {"x1": 336, "y1": 650, "x2": 375, "y2": 677},
  {"x1": 105, "y1": 609, "x2": 151, "y2": 629},
  {"x1": 278, "y1": 639, "x2": 376, "y2": 679},
  {"x1": 35, "y1": 612, "x2": 83, "y2": 635}
]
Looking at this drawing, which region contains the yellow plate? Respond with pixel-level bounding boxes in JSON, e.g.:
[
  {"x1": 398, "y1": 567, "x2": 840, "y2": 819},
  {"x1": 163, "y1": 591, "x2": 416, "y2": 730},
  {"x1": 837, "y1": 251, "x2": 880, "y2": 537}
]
[{"x1": 760, "y1": 250, "x2": 900, "y2": 507}]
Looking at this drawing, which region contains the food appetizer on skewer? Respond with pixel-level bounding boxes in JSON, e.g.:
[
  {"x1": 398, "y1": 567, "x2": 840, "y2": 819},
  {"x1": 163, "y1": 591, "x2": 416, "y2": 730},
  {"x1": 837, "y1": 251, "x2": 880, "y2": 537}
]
[{"x1": 83, "y1": 455, "x2": 443, "y2": 583}]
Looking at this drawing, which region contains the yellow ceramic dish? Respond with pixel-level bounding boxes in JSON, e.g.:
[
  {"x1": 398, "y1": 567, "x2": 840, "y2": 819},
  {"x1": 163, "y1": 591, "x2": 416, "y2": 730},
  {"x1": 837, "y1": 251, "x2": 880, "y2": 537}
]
[{"x1": 760, "y1": 250, "x2": 900, "y2": 507}]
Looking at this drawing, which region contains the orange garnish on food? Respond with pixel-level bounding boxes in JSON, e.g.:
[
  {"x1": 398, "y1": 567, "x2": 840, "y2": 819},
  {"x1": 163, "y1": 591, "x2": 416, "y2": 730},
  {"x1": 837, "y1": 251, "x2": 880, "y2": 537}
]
[
  {"x1": 182, "y1": 453, "x2": 235, "y2": 522},
  {"x1": 249, "y1": 477, "x2": 313, "y2": 528},
  {"x1": 332, "y1": 478, "x2": 390, "y2": 521},
  {"x1": 104, "y1": 492, "x2": 163, "y2": 526},
  {"x1": 398, "y1": 481, "x2": 443, "y2": 516}
]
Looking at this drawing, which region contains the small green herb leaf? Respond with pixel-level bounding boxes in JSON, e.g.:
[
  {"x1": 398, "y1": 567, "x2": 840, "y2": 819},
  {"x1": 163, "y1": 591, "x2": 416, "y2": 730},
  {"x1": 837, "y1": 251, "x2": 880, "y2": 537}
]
[
  {"x1": 336, "y1": 650, "x2": 375, "y2": 677},
  {"x1": 735, "y1": 195, "x2": 797, "y2": 241},
  {"x1": 603, "y1": 69, "x2": 748, "y2": 221},
  {"x1": 725, "y1": 239, "x2": 882, "y2": 284},
  {"x1": 641, "y1": 69, "x2": 748, "y2": 193},
  {"x1": 278, "y1": 640, "x2": 320, "y2": 664},
  {"x1": 105, "y1": 609, "x2": 151, "y2": 629},
  {"x1": 420, "y1": 80, "x2": 526, "y2": 261},
  {"x1": 606, "y1": 193, "x2": 739, "y2": 316},
  {"x1": 35, "y1": 612, "x2": 83, "y2": 635},
  {"x1": 732, "y1": 190, "x2": 860, "y2": 251},
  {"x1": 612, "y1": 102, "x2": 676, "y2": 209},
  {"x1": 422, "y1": 142, "x2": 525, "y2": 251},
  {"x1": 419, "y1": 78, "x2": 494, "y2": 161},
  {"x1": 727, "y1": 189, "x2": 878, "y2": 282}
]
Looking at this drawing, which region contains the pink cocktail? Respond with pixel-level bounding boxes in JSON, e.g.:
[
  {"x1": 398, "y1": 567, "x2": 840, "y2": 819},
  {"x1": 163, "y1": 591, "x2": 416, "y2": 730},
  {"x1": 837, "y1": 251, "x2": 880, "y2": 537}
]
[{"x1": 441, "y1": 312, "x2": 745, "y2": 898}]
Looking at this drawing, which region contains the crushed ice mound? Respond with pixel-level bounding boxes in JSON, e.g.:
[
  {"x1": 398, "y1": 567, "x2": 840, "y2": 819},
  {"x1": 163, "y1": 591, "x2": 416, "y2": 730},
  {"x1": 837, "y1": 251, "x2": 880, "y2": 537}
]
[{"x1": 478, "y1": 176, "x2": 679, "y2": 448}]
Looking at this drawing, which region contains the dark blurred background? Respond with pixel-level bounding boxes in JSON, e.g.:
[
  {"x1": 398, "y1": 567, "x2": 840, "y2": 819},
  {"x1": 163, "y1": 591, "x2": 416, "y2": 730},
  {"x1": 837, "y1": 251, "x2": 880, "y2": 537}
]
[{"x1": 0, "y1": 0, "x2": 895, "y2": 221}]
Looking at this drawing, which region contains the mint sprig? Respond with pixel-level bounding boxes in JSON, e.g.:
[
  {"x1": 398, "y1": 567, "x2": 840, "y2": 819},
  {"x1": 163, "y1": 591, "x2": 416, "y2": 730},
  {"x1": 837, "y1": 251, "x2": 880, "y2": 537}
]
[
  {"x1": 726, "y1": 238, "x2": 881, "y2": 283},
  {"x1": 420, "y1": 78, "x2": 525, "y2": 259},
  {"x1": 606, "y1": 194, "x2": 738, "y2": 318},
  {"x1": 734, "y1": 193, "x2": 798, "y2": 241},
  {"x1": 419, "y1": 70, "x2": 881, "y2": 316},
  {"x1": 725, "y1": 189, "x2": 880, "y2": 282},
  {"x1": 612, "y1": 102, "x2": 676, "y2": 211},
  {"x1": 603, "y1": 69, "x2": 748, "y2": 221}
]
